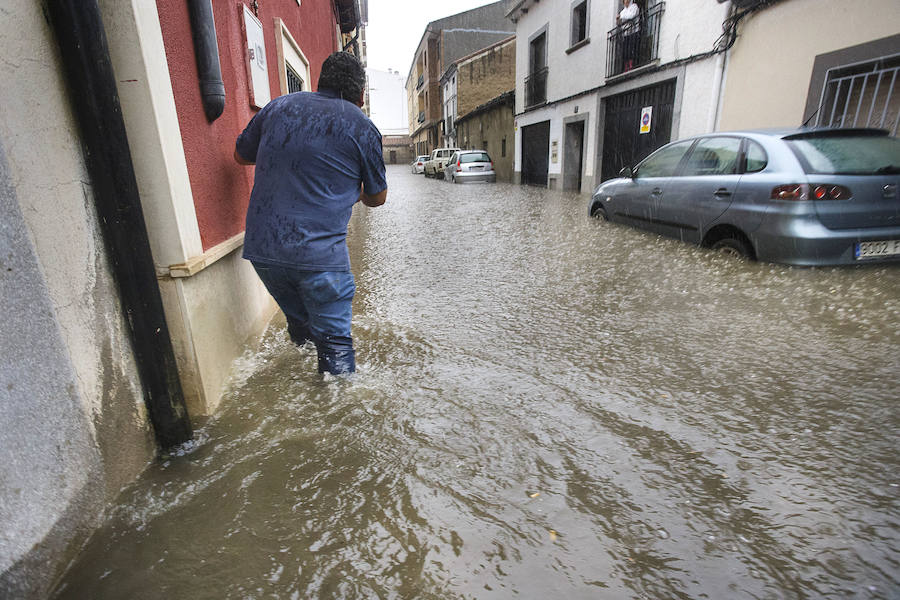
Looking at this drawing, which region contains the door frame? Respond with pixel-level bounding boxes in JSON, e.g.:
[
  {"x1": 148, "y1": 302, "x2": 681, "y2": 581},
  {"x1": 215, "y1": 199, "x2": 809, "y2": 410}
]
[{"x1": 562, "y1": 113, "x2": 589, "y2": 192}]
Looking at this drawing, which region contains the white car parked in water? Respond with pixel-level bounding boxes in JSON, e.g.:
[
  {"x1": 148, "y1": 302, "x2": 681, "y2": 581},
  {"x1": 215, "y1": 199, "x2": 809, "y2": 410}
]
[{"x1": 411, "y1": 155, "x2": 428, "y2": 174}]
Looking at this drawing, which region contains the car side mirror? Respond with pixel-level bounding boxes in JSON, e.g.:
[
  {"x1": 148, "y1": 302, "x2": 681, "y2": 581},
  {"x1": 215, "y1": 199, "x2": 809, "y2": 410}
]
[{"x1": 619, "y1": 166, "x2": 634, "y2": 179}]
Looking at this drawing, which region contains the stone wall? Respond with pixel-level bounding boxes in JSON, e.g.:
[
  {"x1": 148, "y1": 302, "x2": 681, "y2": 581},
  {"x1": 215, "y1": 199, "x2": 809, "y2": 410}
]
[
  {"x1": 457, "y1": 39, "x2": 516, "y2": 120},
  {"x1": 457, "y1": 93, "x2": 516, "y2": 182}
]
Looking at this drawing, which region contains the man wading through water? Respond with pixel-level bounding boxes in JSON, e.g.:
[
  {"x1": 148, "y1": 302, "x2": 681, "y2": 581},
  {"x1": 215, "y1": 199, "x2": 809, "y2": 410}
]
[{"x1": 235, "y1": 52, "x2": 387, "y2": 375}]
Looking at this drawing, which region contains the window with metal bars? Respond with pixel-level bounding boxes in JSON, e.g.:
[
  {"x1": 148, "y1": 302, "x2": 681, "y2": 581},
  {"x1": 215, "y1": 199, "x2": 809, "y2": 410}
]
[
  {"x1": 815, "y1": 54, "x2": 899, "y2": 134},
  {"x1": 286, "y1": 64, "x2": 304, "y2": 94}
]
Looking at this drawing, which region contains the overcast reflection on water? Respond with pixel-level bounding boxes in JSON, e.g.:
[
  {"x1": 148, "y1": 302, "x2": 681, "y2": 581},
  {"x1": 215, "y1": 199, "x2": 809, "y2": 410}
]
[{"x1": 55, "y1": 166, "x2": 899, "y2": 599}]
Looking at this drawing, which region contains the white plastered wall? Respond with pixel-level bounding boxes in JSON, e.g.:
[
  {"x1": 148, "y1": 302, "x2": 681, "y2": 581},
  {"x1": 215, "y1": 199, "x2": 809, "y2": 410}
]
[
  {"x1": 655, "y1": 0, "x2": 731, "y2": 65},
  {"x1": 676, "y1": 58, "x2": 723, "y2": 138}
]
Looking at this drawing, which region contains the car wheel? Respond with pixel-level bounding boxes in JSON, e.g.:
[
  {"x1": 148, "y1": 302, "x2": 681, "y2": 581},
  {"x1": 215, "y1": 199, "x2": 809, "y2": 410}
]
[
  {"x1": 711, "y1": 237, "x2": 751, "y2": 259},
  {"x1": 590, "y1": 203, "x2": 608, "y2": 220}
]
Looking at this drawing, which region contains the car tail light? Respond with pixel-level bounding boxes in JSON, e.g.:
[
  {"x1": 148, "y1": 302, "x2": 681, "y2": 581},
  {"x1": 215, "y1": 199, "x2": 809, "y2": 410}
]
[
  {"x1": 771, "y1": 184, "x2": 851, "y2": 201},
  {"x1": 813, "y1": 184, "x2": 851, "y2": 200},
  {"x1": 771, "y1": 184, "x2": 807, "y2": 200},
  {"x1": 457, "y1": 160, "x2": 461, "y2": 168}
]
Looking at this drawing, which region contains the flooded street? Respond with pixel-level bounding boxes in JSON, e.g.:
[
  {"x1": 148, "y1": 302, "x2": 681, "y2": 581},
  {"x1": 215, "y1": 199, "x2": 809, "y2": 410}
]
[{"x1": 55, "y1": 166, "x2": 899, "y2": 599}]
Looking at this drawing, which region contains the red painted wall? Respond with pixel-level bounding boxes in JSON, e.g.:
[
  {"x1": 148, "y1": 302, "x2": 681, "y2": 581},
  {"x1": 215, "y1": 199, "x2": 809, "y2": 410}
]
[{"x1": 156, "y1": 0, "x2": 340, "y2": 251}]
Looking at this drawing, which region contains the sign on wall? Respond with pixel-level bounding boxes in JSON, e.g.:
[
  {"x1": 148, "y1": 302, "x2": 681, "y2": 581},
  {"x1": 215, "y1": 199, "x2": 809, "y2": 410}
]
[
  {"x1": 640, "y1": 106, "x2": 653, "y2": 134},
  {"x1": 243, "y1": 6, "x2": 270, "y2": 108}
]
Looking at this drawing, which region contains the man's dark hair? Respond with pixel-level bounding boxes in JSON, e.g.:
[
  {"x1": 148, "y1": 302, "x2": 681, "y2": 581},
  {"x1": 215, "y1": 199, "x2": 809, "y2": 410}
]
[{"x1": 318, "y1": 52, "x2": 366, "y2": 103}]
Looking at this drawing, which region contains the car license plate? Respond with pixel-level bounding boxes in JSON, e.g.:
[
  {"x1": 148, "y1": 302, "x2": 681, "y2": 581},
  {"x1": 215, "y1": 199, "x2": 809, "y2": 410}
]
[{"x1": 855, "y1": 239, "x2": 900, "y2": 259}]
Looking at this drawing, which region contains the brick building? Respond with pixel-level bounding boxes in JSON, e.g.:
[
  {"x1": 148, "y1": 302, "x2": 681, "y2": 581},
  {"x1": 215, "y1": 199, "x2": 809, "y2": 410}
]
[
  {"x1": 442, "y1": 36, "x2": 515, "y2": 150},
  {"x1": 456, "y1": 91, "x2": 516, "y2": 182},
  {"x1": 405, "y1": 2, "x2": 514, "y2": 157}
]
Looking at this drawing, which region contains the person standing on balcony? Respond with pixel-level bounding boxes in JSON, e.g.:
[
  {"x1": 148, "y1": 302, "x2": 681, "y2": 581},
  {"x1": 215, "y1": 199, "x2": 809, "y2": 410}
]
[
  {"x1": 617, "y1": 0, "x2": 641, "y2": 72},
  {"x1": 234, "y1": 52, "x2": 387, "y2": 375}
]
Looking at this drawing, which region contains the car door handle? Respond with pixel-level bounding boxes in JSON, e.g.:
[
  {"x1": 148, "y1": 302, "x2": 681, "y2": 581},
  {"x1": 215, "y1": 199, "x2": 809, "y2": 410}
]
[
  {"x1": 651, "y1": 187, "x2": 663, "y2": 196},
  {"x1": 713, "y1": 188, "x2": 732, "y2": 198}
]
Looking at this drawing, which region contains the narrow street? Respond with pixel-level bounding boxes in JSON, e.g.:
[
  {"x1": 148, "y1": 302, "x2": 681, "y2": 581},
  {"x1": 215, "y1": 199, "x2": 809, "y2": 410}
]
[{"x1": 55, "y1": 165, "x2": 899, "y2": 599}]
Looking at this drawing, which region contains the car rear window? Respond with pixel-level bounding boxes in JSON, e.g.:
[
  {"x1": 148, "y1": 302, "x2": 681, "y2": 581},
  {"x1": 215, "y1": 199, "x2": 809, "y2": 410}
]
[
  {"x1": 461, "y1": 152, "x2": 491, "y2": 163},
  {"x1": 785, "y1": 134, "x2": 900, "y2": 175}
]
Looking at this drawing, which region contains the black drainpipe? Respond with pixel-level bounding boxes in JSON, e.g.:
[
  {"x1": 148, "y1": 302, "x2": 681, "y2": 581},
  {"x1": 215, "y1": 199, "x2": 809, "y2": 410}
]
[
  {"x1": 187, "y1": 0, "x2": 225, "y2": 121},
  {"x1": 44, "y1": 0, "x2": 193, "y2": 449}
]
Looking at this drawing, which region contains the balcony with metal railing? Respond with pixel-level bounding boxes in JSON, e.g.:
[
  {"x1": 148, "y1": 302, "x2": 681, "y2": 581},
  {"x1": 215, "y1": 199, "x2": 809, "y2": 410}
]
[
  {"x1": 606, "y1": 2, "x2": 664, "y2": 79},
  {"x1": 524, "y1": 66, "x2": 548, "y2": 108}
]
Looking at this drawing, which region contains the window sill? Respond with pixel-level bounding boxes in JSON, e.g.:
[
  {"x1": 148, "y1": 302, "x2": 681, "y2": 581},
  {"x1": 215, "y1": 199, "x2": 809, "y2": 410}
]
[
  {"x1": 605, "y1": 60, "x2": 659, "y2": 83},
  {"x1": 162, "y1": 232, "x2": 245, "y2": 279},
  {"x1": 566, "y1": 38, "x2": 590, "y2": 54}
]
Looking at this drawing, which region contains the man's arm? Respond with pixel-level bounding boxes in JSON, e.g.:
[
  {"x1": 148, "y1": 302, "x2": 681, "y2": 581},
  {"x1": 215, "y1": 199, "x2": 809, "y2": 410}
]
[
  {"x1": 234, "y1": 148, "x2": 255, "y2": 166},
  {"x1": 358, "y1": 186, "x2": 387, "y2": 207}
]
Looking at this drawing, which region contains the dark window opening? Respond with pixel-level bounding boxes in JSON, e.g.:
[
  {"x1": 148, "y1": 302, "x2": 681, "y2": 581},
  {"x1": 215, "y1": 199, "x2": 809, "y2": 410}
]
[
  {"x1": 572, "y1": 1, "x2": 588, "y2": 46},
  {"x1": 527, "y1": 32, "x2": 548, "y2": 107},
  {"x1": 286, "y1": 64, "x2": 304, "y2": 94}
]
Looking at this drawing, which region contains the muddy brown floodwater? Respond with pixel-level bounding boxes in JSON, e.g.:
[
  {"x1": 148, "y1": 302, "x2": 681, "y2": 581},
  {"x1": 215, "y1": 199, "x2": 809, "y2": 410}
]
[{"x1": 54, "y1": 166, "x2": 899, "y2": 599}]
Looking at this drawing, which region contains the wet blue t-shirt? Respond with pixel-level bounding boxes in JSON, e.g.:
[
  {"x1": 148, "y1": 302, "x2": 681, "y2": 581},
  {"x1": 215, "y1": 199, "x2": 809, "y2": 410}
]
[{"x1": 236, "y1": 89, "x2": 386, "y2": 271}]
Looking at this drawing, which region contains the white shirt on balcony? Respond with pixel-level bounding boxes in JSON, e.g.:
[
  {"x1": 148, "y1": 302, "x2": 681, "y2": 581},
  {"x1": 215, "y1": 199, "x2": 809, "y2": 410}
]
[{"x1": 618, "y1": 2, "x2": 640, "y2": 33}]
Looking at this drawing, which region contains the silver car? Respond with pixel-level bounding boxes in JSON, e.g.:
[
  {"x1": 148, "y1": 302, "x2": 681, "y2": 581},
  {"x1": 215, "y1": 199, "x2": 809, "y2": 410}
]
[
  {"x1": 445, "y1": 150, "x2": 496, "y2": 183},
  {"x1": 589, "y1": 128, "x2": 900, "y2": 266}
]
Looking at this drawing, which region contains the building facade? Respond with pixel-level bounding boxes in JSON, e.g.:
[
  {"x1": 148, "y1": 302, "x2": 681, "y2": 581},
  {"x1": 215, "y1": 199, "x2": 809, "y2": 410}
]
[
  {"x1": 442, "y1": 36, "x2": 516, "y2": 153},
  {"x1": 717, "y1": 0, "x2": 899, "y2": 132},
  {"x1": 508, "y1": 0, "x2": 732, "y2": 192},
  {"x1": 509, "y1": 0, "x2": 900, "y2": 193},
  {"x1": 383, "y1": 134, "x2": 415, "y2": 165},
  {"x1": 406, "y1": 1, "x2": 515, "y2": 157},
  {"x1": 0, "y1": 1, "x2": 360, "y2": 597}
]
